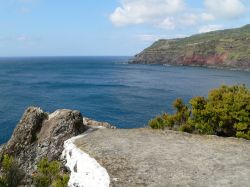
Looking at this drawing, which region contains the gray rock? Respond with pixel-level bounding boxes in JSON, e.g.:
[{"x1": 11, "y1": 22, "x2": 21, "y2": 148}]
[
  {"x1": 0, "y1": 107, "x2": 88, "y2": 185},
  {"x1": 75, "y1": 128, "x2": 250, "y2": 187},
  {"x1": 83, "y1": 117, "x2": 116, "y2": 129}
]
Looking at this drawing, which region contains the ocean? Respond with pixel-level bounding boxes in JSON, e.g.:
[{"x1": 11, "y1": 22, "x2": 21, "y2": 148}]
[{"x1": 0, "y1": 56, "x2": 250, "y2": 144}]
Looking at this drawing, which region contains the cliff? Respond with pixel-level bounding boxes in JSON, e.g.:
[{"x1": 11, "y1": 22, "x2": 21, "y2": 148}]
[
  {"x1": 131, "y1": 24, "x2": 250, "y2": 70},
  {"x1": 1, "y1": 107, "x2": 250, "y2": 186}
]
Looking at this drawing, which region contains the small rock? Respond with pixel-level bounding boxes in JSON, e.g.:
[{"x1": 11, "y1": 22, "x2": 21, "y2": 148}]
[{"x1": 82, "y1": 117, "x2": 116, "y2": 129}]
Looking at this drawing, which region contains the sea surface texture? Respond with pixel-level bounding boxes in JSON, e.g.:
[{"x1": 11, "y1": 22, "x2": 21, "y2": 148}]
[{"x1": 0, "y1": 57, "x2": 250, "y2": 144}]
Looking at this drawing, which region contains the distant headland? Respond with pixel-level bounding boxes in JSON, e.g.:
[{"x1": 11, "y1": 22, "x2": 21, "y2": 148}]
[{"x1": 130, "y1": 24, "x2": 250, "y2": 71}]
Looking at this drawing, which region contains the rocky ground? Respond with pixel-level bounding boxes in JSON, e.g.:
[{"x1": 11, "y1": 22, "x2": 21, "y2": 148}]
[{"x1": 75, "y1": 128, "x2": 250, "y2": 187}]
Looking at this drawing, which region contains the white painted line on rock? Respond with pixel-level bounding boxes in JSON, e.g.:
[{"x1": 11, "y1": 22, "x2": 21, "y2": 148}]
[{"x1": 62, "y1": 130, "x2": 110, "y2": 187}]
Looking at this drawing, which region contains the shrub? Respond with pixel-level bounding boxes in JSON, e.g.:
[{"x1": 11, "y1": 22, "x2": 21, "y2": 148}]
[
  {"x1": 162, "y1": 113, "x2": 175, "y2": 129},
  {"x1": 201, "y1": 85, "x2": 250, "y2": 137},
  {"x1": 172, "y1": 98, "x2": 190, "y2": 126},
  {"x1": 0, "y1": 154, "x2": 23, "y2": 187},
  {"x1": 189, "y1": 96, "x2": 215, "y2": 134},
  {"x1": 179, "y1": 124, "x2": 193, "y2": 133},
  {"x1": 236, "y1": 131, "x2": 250, "y2": 140},
  {"x1": 148, "y1": 85, "x2": 250, "y2": 140},
  {"x1": 149, "y1": 116, "x2": 164, "y2": 129},
  {"x1": 33, "y1": 158, "x2": 69, "y2": 187},
  {"x1": 52, "y1": 175, "x2": 70, "y2": 187}
]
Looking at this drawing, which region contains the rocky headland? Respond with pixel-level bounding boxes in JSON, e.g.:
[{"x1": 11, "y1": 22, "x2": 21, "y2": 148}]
[
  {"x1": 1, "y1": 107, "x2": 250, "y2": 187},
  {"x1": 0, "y1": 107, "x2": 113, "y2": 186},
  {"x1": 130, "y1": 24, "x2": 250, "y2": 70}
]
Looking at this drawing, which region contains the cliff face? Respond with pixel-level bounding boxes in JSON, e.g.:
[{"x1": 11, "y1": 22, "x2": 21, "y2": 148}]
[{"x1": 131, "y1": 24, "x2": 250, "y2": 69}]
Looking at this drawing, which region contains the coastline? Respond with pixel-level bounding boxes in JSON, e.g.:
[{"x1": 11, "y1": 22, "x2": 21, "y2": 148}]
[
  {"x1": 129, "y1": 61, "x2": 250, "y2": 72},
  {"x1": 1, "y1": 105, "x2": 250, "y2": 186}
]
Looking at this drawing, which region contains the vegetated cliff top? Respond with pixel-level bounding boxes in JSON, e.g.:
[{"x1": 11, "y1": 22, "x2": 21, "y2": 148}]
[{"x1": 131, "y1": 24, "x2": 250, "y2": 69}]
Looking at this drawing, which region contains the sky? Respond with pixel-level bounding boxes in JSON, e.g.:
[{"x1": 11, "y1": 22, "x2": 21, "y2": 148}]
[{"x1": 0, "y1": 0, "x2": 250, "y2": 56}]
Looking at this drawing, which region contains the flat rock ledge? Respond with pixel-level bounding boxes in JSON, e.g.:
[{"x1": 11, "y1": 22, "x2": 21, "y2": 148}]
[{"x1": 74, "y1": 128, "x2": 250, "y2": 187}]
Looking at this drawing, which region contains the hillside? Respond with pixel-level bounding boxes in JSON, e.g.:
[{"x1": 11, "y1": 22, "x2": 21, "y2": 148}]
[{"x1": 131, "y1": 24, "x2": 250, "y2": 70}]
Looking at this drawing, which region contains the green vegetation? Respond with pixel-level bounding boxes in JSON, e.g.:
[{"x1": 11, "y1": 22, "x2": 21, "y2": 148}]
[
  {"x1": 0, "y1": 155, "x2": 23, "y2": 187},
  {"x1": 0, "y1": 155, "x2": 69, "y2": 187},
  {"x1": 134, "y1": 24, "x2": 250, "y2": 68},
  {"x1": 149, "y1": 85, "x2": 250, "y2": 140},
  {"x1": 33, "y1": 158, "x2": 69, "y2": 187}
]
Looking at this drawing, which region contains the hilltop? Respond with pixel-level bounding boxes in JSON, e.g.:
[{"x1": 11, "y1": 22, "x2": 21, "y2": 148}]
[{"x1": 131, "y1": 24, "x2": 250, "y2": 70}]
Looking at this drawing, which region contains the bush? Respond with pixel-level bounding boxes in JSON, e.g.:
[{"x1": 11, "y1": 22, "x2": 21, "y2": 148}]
[
  {"x1": 236, "y1": 131, "x2": 250, "y2": 140},
  {"x1": 148, "y1": 113, "x2": 181, "y2": 130},
  {"x1": 52, "y1": 175, "x2": 70, "y2": 187},
  {"x1": 0, "y1": 154, "x2": 23, "y2": 187},
  {"x1": 162, "y1": 113, "x2": 175, "y2": 129},
  {"x1": 172, "y1": 98, "x2": 190, "y2": 127},
  {"x1": 33, "y1": 158, "x2": 69, "y2": 187},
  {"x1": 149, "y1": 116, "x2": 165, "y2": 129},
  {"x1": 179, "y1": 124, "x2": 193, "y2": 133},
  {"x1": 148, "y1": 85, "x2": 250, "y2": 140}
]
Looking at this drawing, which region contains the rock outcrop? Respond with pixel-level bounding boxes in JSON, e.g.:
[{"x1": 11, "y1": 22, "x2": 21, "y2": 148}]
[
  {"x1": 131, "y1": 24, "x2": 250, "y2": 70},
  {"x1": 75, "y1": 128, "x2": 250, "y2": 187},
  {"x1": 0, "y1": 107, "x2": 88, "y2": 184},
  {"x1": 83, "y1": 117, "x2": 116, "y2": 129}
]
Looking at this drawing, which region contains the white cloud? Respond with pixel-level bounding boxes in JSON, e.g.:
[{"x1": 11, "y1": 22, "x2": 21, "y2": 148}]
[
  {"x1": 180, "y1": 14, "x2": 198, "y2": 26},
  {"x1": 0, "y1": 35, "x2": 35, "y2": 43},
  {"x1": 204, "y1": 0, "x2": 246, "y2": 19},
  {"x1": 138, "y1": 34, "x2": 167, "y2": 42},
  {"x1": 201, "y1": 13, "x2": 215, "y2": 21},
  {"x1": 109, "y1": 0, "x2": 249, "y2": 34},
  {"x1": 198, "y1": 25, "x2": 224, "y2": 33},
  {"x1": 110, "y1": 0, "x2": 185, "y2": 27},
  {"x1": 137, "y1": 34, "x2": 190, "y2": 42},
  {"x1": 17, "y1": 35, "x2": 29, "y2": 41},
  {"x1": 159, "y1": 17, "x2": 175, "y2": 30}
]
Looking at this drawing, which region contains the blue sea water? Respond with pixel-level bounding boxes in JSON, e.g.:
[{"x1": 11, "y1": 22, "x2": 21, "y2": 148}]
[{"x1": 0, "y1": 56, "x2": 250, "y2": 144}]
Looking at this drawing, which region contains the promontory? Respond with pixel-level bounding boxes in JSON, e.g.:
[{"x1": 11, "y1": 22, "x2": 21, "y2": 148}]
[{"x1": 130, "y1": 24, "x2": 250, "y2": 70}]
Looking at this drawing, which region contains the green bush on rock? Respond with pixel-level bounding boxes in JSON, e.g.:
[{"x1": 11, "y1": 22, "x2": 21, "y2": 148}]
[
  {"x1": 0, "y1": 154, "x2": 23, "y2": 187},
  {"x1": 33, "y1": 158, "x2": 69, "y2": 187},
  {"x1": 0, "y1": 155, "x2": 69, "y2": 187},
  {"x1": 149, "y1": 85, "x2": 250, "y2": 140}
]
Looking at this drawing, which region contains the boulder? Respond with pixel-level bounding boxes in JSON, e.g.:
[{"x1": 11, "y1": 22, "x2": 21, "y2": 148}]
[
  {"x1": 83, "y1": 117, "x2": 116, "y2": 129},
  {"x1": 0, "y1": 107, "x2": 88, "y2": 184}
]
